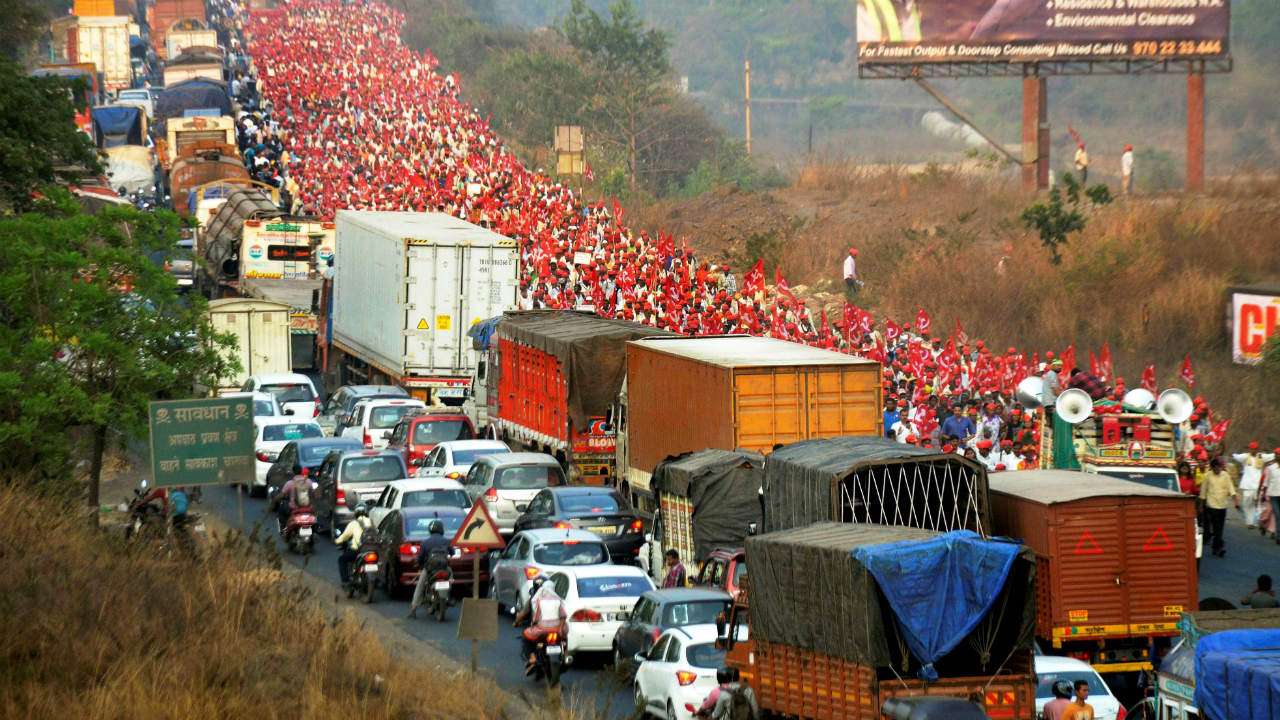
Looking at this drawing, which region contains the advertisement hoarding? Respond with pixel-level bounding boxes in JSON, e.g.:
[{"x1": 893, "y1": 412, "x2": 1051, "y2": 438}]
[
  {"x1": 857, "y1": 0, "x2": 1229, "y2": 65},
  {"x1": 1229, "y1": 287, "x2": 1280, "y2": 365}
]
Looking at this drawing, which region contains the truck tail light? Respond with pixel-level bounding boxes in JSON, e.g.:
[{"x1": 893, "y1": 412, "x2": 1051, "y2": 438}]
[
  {"x1": 1116, "y1": 707, "x2": 1127, "y2": 720},
  {"x1": 484, "y1": 487, "x2": 497, "y2": 502},
  {"x1": 336, "y1": 488, "x2": 346, "y2": 506},
  {"x1": 676, "y1": 671, "x2": 697, "y2": 686},
  {"x1": 570, "y1": 608, "x2": 601, "y2": 622},
  {"x1": 524, "y1": 566, "x2": 540, "y2": 580}
]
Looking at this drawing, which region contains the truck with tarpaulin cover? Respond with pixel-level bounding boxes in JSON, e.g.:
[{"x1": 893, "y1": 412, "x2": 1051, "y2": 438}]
[
  {"x1": 621, "y1": 336, "x2": 882, "y2": 516},
  {"x1": 648, "y1": 448, "x2": 763, "y2": 582},
  {"x1": 721, "y1": 523, "x2": 1037, "y2": 720},
  {"x1": 1153, "y1": 609, "x2": 1280, "y2": 720},
  {"x1": 762, "y1": 436, "x2": 990, "y2": 535},
  {"x1": 1192, "y1": 628, "x2": 1280, "y2": 720},
  {"x1": 484, "y1": 310, "x2": 674, "y2": 484},
  {"x1": 988, "y1": 470, "x2": 1197, "y2": 677}
]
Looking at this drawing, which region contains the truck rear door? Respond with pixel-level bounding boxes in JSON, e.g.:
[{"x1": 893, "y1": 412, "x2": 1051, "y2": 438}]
[
  {"x1": 458, "y1": 243, "x2": 517, "y2": 371},
  {"x1": 250, "y1": 305, "x2": 292, "y2": 375},
  {"x1": 405, "y1": 244, "x2": 461, "y2": 376},
  {"x1": 1051, "y1": 505, "x2": 1126, "y2": 634},
  {"x1": 1122, "y1": 498, "x2": 1194, "y2": 630},
  {"x1": 732, "y1": 367, "x2": 805, "y2": 453},
  {"x1": 806, "y1": 365, "x2": 880, "y2": 438}
]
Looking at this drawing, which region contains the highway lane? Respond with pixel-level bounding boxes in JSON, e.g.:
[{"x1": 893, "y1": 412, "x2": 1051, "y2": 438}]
[{"x1": 201, "y1": 484, "x2": 637, "y2": 718}]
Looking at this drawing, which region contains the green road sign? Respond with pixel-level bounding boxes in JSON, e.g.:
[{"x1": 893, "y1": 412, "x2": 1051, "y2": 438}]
[{"x1": 148, "y1": 397, "x2": 255, "y2": 487}]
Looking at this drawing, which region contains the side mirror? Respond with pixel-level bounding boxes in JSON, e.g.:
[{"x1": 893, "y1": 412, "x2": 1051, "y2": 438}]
[
  {"x1": 715, "y1": 611, "x2": 727, "y2": 638},
  {"x1": 747, "y1": 522, "x2": 758, "y2": 536}
]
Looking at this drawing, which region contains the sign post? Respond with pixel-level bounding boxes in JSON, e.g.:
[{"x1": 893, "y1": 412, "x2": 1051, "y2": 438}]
[
  {"x1": 451, "y1": 498, "x2": 506, "y2": 674},
  {"x1": 148, "y1": 397, "x2": 255, "y2": 488}
]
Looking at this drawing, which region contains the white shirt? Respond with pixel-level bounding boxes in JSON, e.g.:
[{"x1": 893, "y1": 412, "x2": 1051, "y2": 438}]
[
  {"x1": 891, "y1": 419, "x2": 918, "y2": 443},
  {"x1": 1121, "y1": 151, "x2": 1134, "y2": 176},
  {"x1": 843, "y1": 255, "x2": 857, "y2": 280}
]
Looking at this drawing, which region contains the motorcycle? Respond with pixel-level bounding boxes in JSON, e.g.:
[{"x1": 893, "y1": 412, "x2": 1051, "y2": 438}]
[
  {"x1": 422, "y1": 566, "x2": 453, "y2": 622},
  {"x1": 346, "y1": 543, "x2": 381, "y2": 604},
  {"x1": 279, "y1": 506, "x2": 318, "y2": 555},
  {"x1": 125, "y1": 486, "x2": 166, "y2": 541},
  {"x1": 530, "y1": 627, "x2": 567, "y2": 687}
]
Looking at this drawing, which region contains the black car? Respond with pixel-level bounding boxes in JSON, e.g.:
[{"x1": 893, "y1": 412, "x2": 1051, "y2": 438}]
[
  {"x1": 372, "y1": 506, "x2": 466, "y2": 596},
  {"x1": 513, "y1": 487, "x2": 645, "y2": 562},
  {"x1": 612, "y1": 588, "x2": 734, "y2": 669},
  {"x1": 264, "y1": 436, "x2": 363, "y2": 500}
]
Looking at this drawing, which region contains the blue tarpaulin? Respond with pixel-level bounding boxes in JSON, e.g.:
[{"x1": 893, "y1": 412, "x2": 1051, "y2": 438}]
[
  {"x1": 1195, "y1": 628, "x2": 1280, "y2": 720},
  {"x1": 91, "y1": 105, "x2": 144, "y2": 147},
  {"x1": 852, "y1": 529, "x2": 1021, "y2": 681},
  {"x1": 468, "y1": 315, "x2": 501, "y2": 351}
]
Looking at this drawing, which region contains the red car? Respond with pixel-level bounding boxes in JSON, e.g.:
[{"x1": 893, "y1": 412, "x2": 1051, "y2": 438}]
[
  {"x1": 373, "y1": 506, "x2": 489, "y2": 598},
  {"x1": 695, "y1": 548, "x2": 747, "y2": 600},
  {"x1": 386, "y1": 410, "x2": 476, "y2": 467}
]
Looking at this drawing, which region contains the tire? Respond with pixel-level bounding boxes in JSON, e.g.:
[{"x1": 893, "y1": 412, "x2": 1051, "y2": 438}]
[
  {"x1": 614, "y1": 645, "x2": 629, "y2": 672},
  {"x1": 346, "y1": 581, "x2": 356, "y2": 599},
  {"x1": 434, "y1": 595, "x2": 447, "y2": 623},
  {"x1": 546, "y1": 656, "x2": 561, "y2": 688},
  {"x1": 489, "y1": 578, "x2": 502, "y2": 613},
  {"x1": 666, "y1": 700, "x2": 678, "y2": 720},
  {"x1": 633, "y1": 682, "x2": 646, "y2": 715},
  {"x1": 363, "y1": 574, "x2": 376, "y2": 604}
]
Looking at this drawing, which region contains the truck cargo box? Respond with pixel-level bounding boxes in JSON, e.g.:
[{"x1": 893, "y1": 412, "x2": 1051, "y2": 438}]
[
  {"x1": 650, "y1": 448, "x2": 763, "y2": 567},
  {"x1": 165, "y1": 28, "x2": 218, "y2": 58},
  {"x1": 763, "y1": 436, "x2": 990, "y2": 535},
  {"x1": 50, "y1": 16, "x2": 132, "y2": 91},
  {"x1": 208, "y1": 297, "x2": 292, "y2": 392},
  {"x1": 988, "y1": 470, "x2": 1197, "y2": 651},
  {"x1": 149, "y1": 1, "x2": 207, "y2": 58}
]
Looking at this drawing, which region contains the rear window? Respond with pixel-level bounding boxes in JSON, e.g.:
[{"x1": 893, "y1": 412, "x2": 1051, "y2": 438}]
[
  {"x1": 576, "y1": 575, "x2": 653, "y2": 598},
  {"x1": 253, "y1": 399, "x2": 278, "y2": 416},
  {"x1": 341, "y1": 456, "x2": 406, "y2": 483},
  {"x1": 450, "y1": 447, "x2": 509, "y2": 465},
  {"x1": 262, "y1": 423, "x2": 322, "y2": 442},
  {"x1": 686, "y1": 643, "x2": 726, "y2": 670},
  {"x1": 662, "y1": 600, "x2": 730, "y2": 627},
  {"x1": 495, "y1": 464, "x2": 564, "y2": 490},
  {"x1": 533, "y1": 541, "x2": 608, "y2": 566},
  {"x1": 560, "y1": 493, "x2": 621, "y2": 514},
  {"x1": 412, "y1": 420, "x2": 475, "y2": 444},
  {"x1": 300, "y1": 441, "x2": 359, "y2": 464},
  {"x1": 370, "y1": 405, "x2": 417, "y2": 429},
  {"x1": 262, "y1": 383, "x2": 315, "y2": 403},
  {"x1": 405, "y1": 514, "x2": 464, "y2": 539},
  {"x1": 1035, "y1": 671, "x2": 1111, "y2": 699},
  {"x1": 402, "y1": 489, "x2": 470, "y2": 509}
]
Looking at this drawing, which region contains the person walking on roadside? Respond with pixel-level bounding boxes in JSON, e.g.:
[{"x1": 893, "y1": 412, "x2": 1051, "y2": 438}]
[
  {"x1": 661, "y1": 549, "x2": 687, "y2": 589},
  {"x1": 842, "y1": 248, "x2": 860, "y2": 298},
  {"x1": 1231, "y1": 442, "x2": 1267, "y2": 529},
  {"x1": 1241, "y1": 574, "x2": 1278, "y2": 609},
  {"x1": 1199, "y1": 456, "x2": 1239, "y2": 558},
  {"x1": 1120, "y1": 144, "x2": 1134, "y2": 195},
  {"x1": 1042, "y1": 680, "x2": 1073, "y2": 720},
  {"x1": 1263, "y1": 450, "x2": 1280, "y2": 543},
  {"x1": 1074, "y1": 143, "x2": 1089, "y2": 184}
]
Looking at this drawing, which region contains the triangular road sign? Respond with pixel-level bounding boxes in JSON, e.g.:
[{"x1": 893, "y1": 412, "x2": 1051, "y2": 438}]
[
  {"x1": 1142, "y1": 526, "x2": 1173, "y2": 552},
  {"x1": 1073, "y1": 529, "x2": 1104, "y2": 556},
  {"x1": 452, "y1": 498, "x2": 506, "y2": 551}
]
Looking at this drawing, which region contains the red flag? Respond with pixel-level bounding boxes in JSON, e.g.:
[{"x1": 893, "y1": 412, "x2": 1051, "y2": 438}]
[
  {"x1": 743, "y1": 260, "x2": 764, "y2": 294},
  {"x1": 819, "y1": 310, "x2": 830, "y2": 338},
  {"x1": 1089, "y1": 351, "x2": 1100, "y2": 378},
  {"x1": 1141, "y1": 364, "x2": 1157, "y2": 392},
  {"x1": 775, "y1": 268, "x2": 795, "y2": 301},
  {"x1": 657, "y1": 232, "x2": 675, "y2": 259},
  {"x1": 1179, "y1": 354, "x2": 1196, "y2": 389},
  {"x1": 1099, "y1": 343, "x2": 1114, "y2": 382},
  {"x1": 953, "y1": 318, "x2": 968, "y2": 346},
  {"x1": 885, "y1": 320, "x2": 901, "y2": 342},
  {"x1": 916, "y1": 308, "x2": 932, "y2": 335},
  {"x1": 1207, "y1": 418, "x2": 1231, "y2": 444},
  {"x1": 1060, "y1": 344, "x2": 1076, "y2": 377},
  {"x1": 583, "y1": 162, "x2": 594, "y2": 182}
]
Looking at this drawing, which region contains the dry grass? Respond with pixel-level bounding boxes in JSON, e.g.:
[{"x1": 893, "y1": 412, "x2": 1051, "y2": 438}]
[{"x1": 0, "y1": 486, "x2": 518, "y2": 720}]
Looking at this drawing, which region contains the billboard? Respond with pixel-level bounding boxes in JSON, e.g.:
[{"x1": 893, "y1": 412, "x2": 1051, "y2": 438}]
[
  {"x1": 1229, "y1": 287, "x2": 1280, "y2": 366},
  {"x1": 857, "y1": 0, "x2": 1229, "y2": 65}
]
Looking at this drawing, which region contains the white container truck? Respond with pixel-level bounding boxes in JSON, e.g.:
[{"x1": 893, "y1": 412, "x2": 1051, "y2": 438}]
[
  {"x1": 50, "y1": 16, "x2": 132, "y2": 91},
  {"x1": 165, "y1": 28, "x2": 218, "y2": 59},
  {"x1": 208, "y1": 297, "x2": 293, "y2": 394},
  {"x1": 331, "y1": 211, "x2": 519, "y2": 405}
]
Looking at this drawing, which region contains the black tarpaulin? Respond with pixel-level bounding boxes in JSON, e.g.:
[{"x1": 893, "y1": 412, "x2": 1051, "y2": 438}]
[
  {"x1": 496, "y1": 310, "x2": 675, "y2": 429},
  {"x1": 762, "y1": 436, "x2": 989, "y2": 535},
  {"x1": 652, "y1": 448, "x2": 764, "y2": 557},
  {"x1": 156, "y1": 79, "x2": 231, "y2": 127}
]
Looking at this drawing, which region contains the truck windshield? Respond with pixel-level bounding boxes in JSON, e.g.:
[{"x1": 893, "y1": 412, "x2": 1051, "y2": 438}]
[
  {"x1": 341, "y1": 456, "x2": 405, "y2": 483},
  {"x1": 413, "y1": 420, "x2": 474, "y2": 444},
  {"x1": 1035, "y1": 671, "x2": 1111, "y2": 699},
  {"x1": 495, "y1": 465, "x2": 564, "y2": 490},
  {"x1": 369, "y1": 405, "x2": 416, "y2": 429},
  {"x1": 263, "y1": 383, "x2": 315, "y2": 403},
  {"x1": 663, "y1": 600, "x2": 730, "y2": 627},
  {"x1": 450, "y1": 448, "x2": 508, "y2": 465},
  {"x1": 402, "y1": 489, "x2": 470, "y2": 509},
  {"x1": 1096, "y1": 469, "x2": 1179, "y2": 492}
]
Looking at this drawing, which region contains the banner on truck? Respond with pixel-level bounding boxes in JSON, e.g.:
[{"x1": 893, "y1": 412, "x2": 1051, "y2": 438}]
[
  {"x1": 1230, "y1": 288, "x2": 1280, "y2": 365},
  {"x1": 857, "y1": 0, "x2": 1229, "y2": 65}
]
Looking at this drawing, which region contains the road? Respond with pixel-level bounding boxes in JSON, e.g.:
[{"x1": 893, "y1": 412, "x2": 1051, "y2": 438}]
[
  {"x1": 202, "y1": 484, "x2": 636, "y2": 719},
  {"x1": 1197, "y1": 509, "x2": 1280, "y2": 605}
]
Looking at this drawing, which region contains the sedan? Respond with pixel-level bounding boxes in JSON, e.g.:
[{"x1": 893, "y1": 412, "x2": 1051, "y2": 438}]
[
  {"x1": 373, "y1": 507, "x2": 466, "y2": 595},
  {"x1": 613, "y1": 589, "x2": 733, "y2": 670},
  {"x1": 413, "y1": 439, "x2": 511, "y2": 480},
  {"x1": 513, "y1": 487, "x2": 645, "y2": 562},
  {"x1": 251, "y1": 417, "x2": 323, "y2": 496},
  {"x1": 1034, "y1": 655, "x2": 1122, "y2": 720},
  {"x1": 634, "y1": 625, "x2": 726, "y2": 720},
  {"x1": 542, "y1": 565, "x2": 654, "y2": 661},
  {"x1": 488, "y1": 528, "x2": 610, "y2": 613}
]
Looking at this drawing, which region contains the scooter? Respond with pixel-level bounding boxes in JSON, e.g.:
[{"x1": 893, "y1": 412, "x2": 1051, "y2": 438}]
[
  {"x1": 279, "y1": 506, "x2": 317, "y2": 554},
  {"x1": 422, "y1": 566, "x2": 453, "y2": 622}
]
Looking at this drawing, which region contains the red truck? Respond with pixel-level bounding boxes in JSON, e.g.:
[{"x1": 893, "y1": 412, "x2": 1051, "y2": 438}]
[
  {"x1": 485, "y1": 311, "x2": 673, "y2": 485},
  {"x1": 148, "y1": 0, "x2": 207, "y2": 59}
]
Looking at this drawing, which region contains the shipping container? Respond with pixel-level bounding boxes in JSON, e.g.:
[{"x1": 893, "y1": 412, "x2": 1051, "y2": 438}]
[
  {"x1": 623, "y1": 336, "x2": 881, "y2": 513},
  {"x1": 165, "y1": 28, "x2": 218, "y2": 58},
  {"x1": 207, "y1": 298, "x2": 292, "y2": 393},
  {"x1": 148, "y1": 1, "x2": 206, "y2": 58},
  {"x1": 331, "y1": 211, "x2": 518, "y2": 404},
  {"x1": 724, "y1": 523, "x2": 1037, "y2": 720},
  {"x1": 49, "y1": 16, "x2": 132, "y2": 91},
  {"x1": 487, "y1": 311, "x2": 673, "y2": 484},
  {"x1": 162, "y1": 60, "x2": 223, "y2": 86},
  {"x1": 988, "y1": 470, "x2": 1198, "y2": 675}
]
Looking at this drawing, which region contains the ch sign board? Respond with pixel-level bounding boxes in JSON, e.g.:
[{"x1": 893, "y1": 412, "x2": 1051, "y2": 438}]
[
  {"x1": 1229, "y1": 287, "x2": 1280, "y2": 365},
  {"x1": 857, "y1": 0, "x2": 1229, "y2": 65},
  {"x1": 149, "y1": 397, "x2": 255, "y2": 487}
]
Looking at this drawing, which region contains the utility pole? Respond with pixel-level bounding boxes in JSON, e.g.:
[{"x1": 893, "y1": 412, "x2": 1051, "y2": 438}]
[
  {"x1": 744, "y1": 59, "x2": 752, "y2": 155},
  {"x1": 1187, "y1": 63, "x2": 1206, "y2": 191}
]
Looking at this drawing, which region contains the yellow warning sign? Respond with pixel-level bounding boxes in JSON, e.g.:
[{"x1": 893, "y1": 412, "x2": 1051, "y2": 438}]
[
  {"x1": 436, "y1": 315, "x2": 451, "y2": 330},
  {"x1": 452, "y1": 499, "x2": 505, "y2": 550},
  {"x1": 416, "y1": 318, "x2": 429, "y2": 330}
]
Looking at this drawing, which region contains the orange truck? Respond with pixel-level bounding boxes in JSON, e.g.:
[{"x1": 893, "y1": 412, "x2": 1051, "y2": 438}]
[
  {"x1": 620, "y1": 336, "x2": 882, "y2": 515},
  {"x1": 148, "y1": 0, "x2": 206, "y2": 59},
  {"x1": 988, "y1": 470, "x2": 1198, "y2": 676},
  {"x1": 722, "y1": 523, "x2": 1037, "y2": 720}
]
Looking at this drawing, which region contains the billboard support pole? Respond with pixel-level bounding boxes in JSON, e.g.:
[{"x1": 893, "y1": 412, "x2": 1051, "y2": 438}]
[
  {"x1": 1187, "y1": 65, "x2": 1206, "y2": 192},
  {"x1": 913, "y1": 77, "x2": 1021, "y2": 168},
  {"x1": 1021, "y1": 68, "x2": 1048, "y2": 192},
  {"x1": 743, "y1": 59, "x2": 752, "y2": 155}
]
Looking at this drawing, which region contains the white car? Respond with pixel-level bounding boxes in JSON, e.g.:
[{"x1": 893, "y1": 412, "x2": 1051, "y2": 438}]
[
  {"x1": 542, "y1": 565, "x2": 655, "y2": 660},
  {"x1": 341, "y1": 397, "x2": 426, "y2": 449},
  {"x1": 414, "y1": 439, "x2": 511, "y2": 480},
  {"x1": 253, "y1": 416, "x2": 323, "y2": 492},
  {"x1": 242, "y1": 373, "x2": 320, "y2": 419},
  {"x1": 224, "y1": 391, "x2": 282, "y2": 417},
  {"x1": 1034, "y1": 655, "x2": 1122, "y2": 720},
  {"x1": 367, "y1": 477, "x2": 471, "y2": 528},
  {"x1": 489, "y1": 528, "x2": 610, "y2": 614},
  {"x1": 115, "y1": 88, "x2": 154, "y2": 118},
  {"x1": 634, "y1": 625, "x2": 725, "y2": 720}
]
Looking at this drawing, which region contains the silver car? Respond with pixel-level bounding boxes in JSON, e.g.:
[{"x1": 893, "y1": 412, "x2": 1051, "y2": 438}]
[
  {"x1": 488, "y1": 528, "x2": 610, "y2": 613},
  {"x1": 462, "y1": 452, "x2": 566, "y2": 535}
]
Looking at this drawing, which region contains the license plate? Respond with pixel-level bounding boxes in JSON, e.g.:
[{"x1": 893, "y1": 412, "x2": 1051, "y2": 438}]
[
  {"x1": 590, "y1": 525, "x2": 617, "y2": 536},
  {"x1": 363, "y1": 563, "x2": 378, "y2": 573},
  {"x1": 545, "y1": 645, "x2": 562, "y2": 656},
  {"x1": 433, "y1": 581, "x2": 451, "y2": 591},
  {"x1": 299, "y1": 527, "x2": 312, "y2": 538},
  {"x1": 436, "y1": 388, "x2": 466, "y2": 398}
]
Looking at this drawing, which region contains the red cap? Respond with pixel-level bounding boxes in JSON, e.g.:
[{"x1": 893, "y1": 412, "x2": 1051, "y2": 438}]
[
  {"x1": 1249, "y1": 441, "x2": 1260, "y2": 450},
  {"x1": 849, "y1": 248, "x2": 858, "y2": 257},
  {"x1": 977, "y1": 439, "x2": 993, "y2": 450}
]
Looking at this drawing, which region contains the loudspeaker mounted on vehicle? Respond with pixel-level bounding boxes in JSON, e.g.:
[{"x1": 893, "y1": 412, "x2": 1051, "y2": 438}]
[{"x1": 1055, "y1": 388, "x2": 1093, "y2": 425}]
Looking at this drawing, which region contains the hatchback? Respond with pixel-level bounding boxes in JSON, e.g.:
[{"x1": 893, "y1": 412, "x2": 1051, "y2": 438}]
[
  {"x1": 387, "y1": 410, "x2": 477, "y2": 466},
  {"x1": 340, "y1": 398, "x2": 426, "y2": 449},
  {"x1": 613, "y1": 588, "x2": 733, "y2": 669},
  {"x1": 412, "y1": 439, "x2": 509, "y2": 480},
  {"x1": 318, "y1": 384, "x2": 407, "y2": 436},
  {"x1": 634, "y1": 625, "x2": 726, "y2": 720},
  {"x1": 463, "y1": 453, "x2": 566, "y2": 535},
  {"x1": 242, "y1": 373, "x2": 320, "y2": 419},
  {"x1": 488, "y1": 528, "x2": 610, "y2": 613},
  {"x1": 543, "y1": 565, "x2": 655, "y2": 660}
]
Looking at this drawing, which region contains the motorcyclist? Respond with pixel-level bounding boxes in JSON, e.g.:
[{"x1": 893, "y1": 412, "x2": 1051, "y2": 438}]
[
  {"x1": 134, "y1": 483, "x2": 189, "y2": 529},
  {"x1": 269, "y1": 469, "x2": 315, "y2": 533},
  {"x1": 407, "y1": 519, "x2": 453, "y2": 618},
  {"x1": 335, "y1": 503, "x2": 372, "y2": 585},
  {"x1": 513, "y1": 576, "x2": 567, "y2": 674}
]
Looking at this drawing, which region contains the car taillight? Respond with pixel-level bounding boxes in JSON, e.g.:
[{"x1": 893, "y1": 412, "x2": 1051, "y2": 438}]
[
  {"x1": 336, "y1": 488, "x2": 346, "y2": 506},
  {"x1": 313, "y1": 402, "x2": 320, "y2": 417},
  {"x1": 399, "y1": 543, "x2": 419, "y2": 557},
  {"x1": 362, "y1": 552, "x2": 378, "y2": 564},
  {"x1": 446, "y1": 472, "x2": 461, "y2": 479},
  {"x1": 676, "y1": 671, "x2": 697, "y2": 686},
  {"x1": 484, "y1": 487, "x2": 497, "y2": 501},
  {"x1": 363, "y1": 432, "x2": 372, "y2": 448},
  {"x1": 553, "y1": 521, "x2": 571, "y2": 530},
  {"x1": 256, "y1": 451, "x2": 271, "y2": 462},
  {"x1": 570, "y1": 608, "x2": 602, "y2": 622},
  {"x1": 628, "y1": 519, "x2": 643, "y2": 533},
  {"x1": 524, "y1": 566, "x2": 540, "y2": 580},
  {"x1": 1116, "y1": 706, "x2": 1127, "y2": 720}
]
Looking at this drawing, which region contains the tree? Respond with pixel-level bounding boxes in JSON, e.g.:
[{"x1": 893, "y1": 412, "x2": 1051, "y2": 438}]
[
  {"x1": 475, "y1": 48, "x2": 591, "y2": 152},
  {"x1": 563, "y1": 0, "x2": 671, "y2": 190},
  {"x1": 1020, "y1": 172, "x2": 1113, "y2": 265},
  {"x1": 0, "y1": 192, "x2": 237, "y2": 511},
  {"x1": 0, "y1": 59, "x2": 101, "y2": 211}
]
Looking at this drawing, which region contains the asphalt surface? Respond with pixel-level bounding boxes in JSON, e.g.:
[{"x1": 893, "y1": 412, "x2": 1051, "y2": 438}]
[
  {"x1": 203, "y1": 484, "x2": 637, "y2": 719},
  {"x1": 1197, "y1": 509, "x2": 1280, "y2": 605}
]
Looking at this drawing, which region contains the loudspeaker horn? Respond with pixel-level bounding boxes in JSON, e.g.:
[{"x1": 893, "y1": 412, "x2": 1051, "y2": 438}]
[
  {"x1": 1123, "y1": 388, "x2": 1156, "y2": 412},
  {"x1": 1055, "y1": 388, "x2": 1094, "y2": 424},
  {"x1": 1016, "y1": 377, "x2": 1045, "y2": 409},
  {"x1": 1157, "y1": 388, "x2": 1194, "y2": 424}
]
